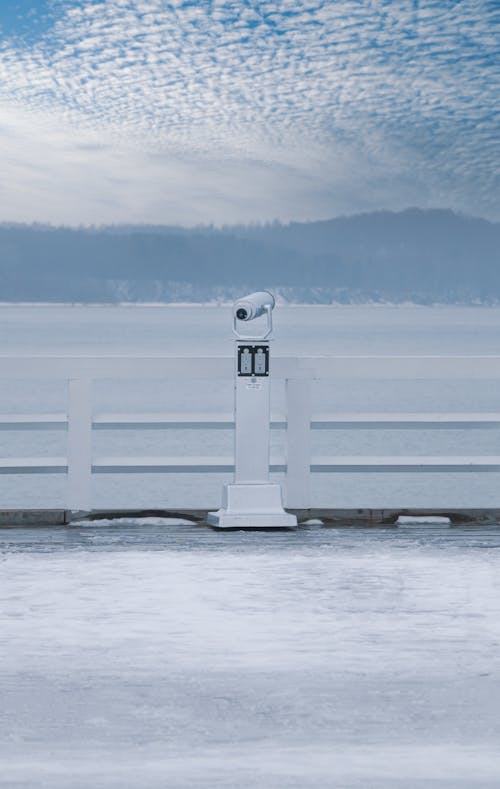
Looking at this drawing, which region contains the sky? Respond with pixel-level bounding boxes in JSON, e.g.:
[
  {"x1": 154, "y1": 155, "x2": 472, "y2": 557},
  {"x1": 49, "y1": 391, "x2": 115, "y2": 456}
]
[{"x1": 0, "y1": 0, "x2": 498, "y2": 226}]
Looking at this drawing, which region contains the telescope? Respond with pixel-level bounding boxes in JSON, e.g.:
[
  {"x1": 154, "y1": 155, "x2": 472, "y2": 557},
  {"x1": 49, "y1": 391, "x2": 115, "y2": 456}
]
[
  {"x1": 232, "y1": 291, "x2": 275, "y2": 339},
  {"x1": 208, "y1": 288, "x2": 296, "y2": 528}
]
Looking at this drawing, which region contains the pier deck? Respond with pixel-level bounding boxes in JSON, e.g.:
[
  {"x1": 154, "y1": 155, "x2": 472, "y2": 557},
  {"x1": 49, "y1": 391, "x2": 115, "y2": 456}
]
[{"x1": 2, "y1": 508, "x2": 500, "y2": 527}]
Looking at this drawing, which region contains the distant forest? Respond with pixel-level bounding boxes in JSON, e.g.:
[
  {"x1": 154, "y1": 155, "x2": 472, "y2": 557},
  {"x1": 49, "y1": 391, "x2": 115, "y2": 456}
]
[{"x1": 1, "y1": 208, "x2": 499, "y2": 303}]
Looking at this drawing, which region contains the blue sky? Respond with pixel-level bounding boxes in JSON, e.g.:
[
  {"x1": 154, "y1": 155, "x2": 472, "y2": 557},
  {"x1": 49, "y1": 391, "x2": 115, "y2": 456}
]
[{"x1": 0, "y1": 0, "x2": 498, "y2": 226}]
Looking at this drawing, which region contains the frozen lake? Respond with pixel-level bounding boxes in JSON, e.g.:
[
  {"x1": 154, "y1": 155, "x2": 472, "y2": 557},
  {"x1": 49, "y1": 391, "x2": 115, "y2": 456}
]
[
  {"x1": 1, "y1": 520, "x2": 500, "y2": 788},
  {"x1": 3, "y1": 303, "x2": 500, "y2": 508}
]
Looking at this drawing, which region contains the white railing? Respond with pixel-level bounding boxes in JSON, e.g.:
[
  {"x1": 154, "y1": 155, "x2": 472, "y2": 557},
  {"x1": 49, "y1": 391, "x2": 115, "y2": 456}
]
[{"x1": 2, "y1": 354, "x2": 500, "y2": 511}]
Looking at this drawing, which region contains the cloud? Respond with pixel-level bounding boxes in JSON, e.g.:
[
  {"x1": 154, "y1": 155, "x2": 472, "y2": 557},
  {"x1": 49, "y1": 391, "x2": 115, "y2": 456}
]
[{"x1": 0, "y1": 0, "x2": 498, "y2": 224}]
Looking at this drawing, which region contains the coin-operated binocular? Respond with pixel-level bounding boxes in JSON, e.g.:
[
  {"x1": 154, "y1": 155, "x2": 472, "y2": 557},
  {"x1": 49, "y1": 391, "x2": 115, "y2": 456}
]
[
  {"x1": 208, "y1": 292, "x2": 297, "y2": 529},
  {"x1": 232, "y1": 291, "x2": 275, "y2": 338}
]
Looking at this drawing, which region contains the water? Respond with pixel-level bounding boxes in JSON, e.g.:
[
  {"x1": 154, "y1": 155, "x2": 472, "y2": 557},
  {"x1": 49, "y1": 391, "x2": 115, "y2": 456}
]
[
  {"x1": 4, "y1": 302, "x2": 500, "y2": 356},
  {"x1": 1, "y1": 521, "x2": 500, "y2": 788},
  {"x1": 2, "y1": 304, "x2": 500, "y2": 508}
]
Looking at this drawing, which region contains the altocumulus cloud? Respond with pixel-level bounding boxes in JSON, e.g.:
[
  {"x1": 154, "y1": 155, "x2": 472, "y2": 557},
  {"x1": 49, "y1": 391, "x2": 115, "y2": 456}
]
[{"x1": 0, "y1": 0, "x2": 498, "y2": 225}]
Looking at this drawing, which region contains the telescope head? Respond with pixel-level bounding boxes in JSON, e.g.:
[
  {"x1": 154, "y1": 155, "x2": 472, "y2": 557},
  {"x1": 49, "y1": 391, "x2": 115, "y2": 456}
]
[
  {"x1": 233, "y1": 291, "x2": 275, "y2": 322},
  {"x1": 232, "y1": 291, "x2": 275, "y2": 339}
]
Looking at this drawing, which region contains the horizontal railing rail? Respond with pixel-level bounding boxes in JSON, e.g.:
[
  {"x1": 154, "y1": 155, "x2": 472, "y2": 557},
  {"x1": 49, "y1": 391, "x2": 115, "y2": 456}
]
[
  {"x1": 4, "y1": 412, "x2": 500, "y2": 430},
  {"x1": 2, "y1": 354, "x2": 500, "y2": 511},
  {"x1": 3, "y1": 457, "x2": 500, "y2": 475},
  {"x1": 3, "y1": 354, "x2": 500, "y2": 379}
]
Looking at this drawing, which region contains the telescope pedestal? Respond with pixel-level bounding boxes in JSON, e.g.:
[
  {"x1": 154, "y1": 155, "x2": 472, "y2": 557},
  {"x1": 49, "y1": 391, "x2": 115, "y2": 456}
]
[
  {"x1": 207, "y1": 483, "x2": 297, "y2": 529},
  {"x1": 208, "y1": 307, "x2": 296, "y2": 530}
]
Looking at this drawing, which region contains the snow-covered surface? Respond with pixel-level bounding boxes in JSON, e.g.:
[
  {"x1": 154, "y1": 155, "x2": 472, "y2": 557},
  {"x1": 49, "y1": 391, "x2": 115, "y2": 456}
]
[
  {"x1": 70, "y1": 516, "x2": 198, "y2": 527},
  {"x1": 397, "y1": 515, "x2": 451, "y2": 525},
  {"x1": 1, "y1": 522, "x2": 500, "y2": 788}
]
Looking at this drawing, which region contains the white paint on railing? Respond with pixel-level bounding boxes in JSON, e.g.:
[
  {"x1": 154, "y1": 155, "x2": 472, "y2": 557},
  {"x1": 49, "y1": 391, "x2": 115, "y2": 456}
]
[
  {"x1": 91, "y1": 456, "x2": 500, "y2": 474},
  {"x1": 310, "y1": 413, "x2": 500, "y2": 428},
  {"x1": 4, "y1": 456, "x2": 500, "y2": 476},
  {"x1": 0, "y1": 458, "x2": 67, "y2": 473},
  {"x1": 310, "y1": 456, "x2": 500, "y2": 472},
  {"x1": 93, "y1": 457, "x2": 237, "y2": 474},
  {"x1": 0, "y1": 414, "x2": 67, "y2": 429},
  {"x1": 92, "y1": 413, "x2": 236, "y2": 429},
  {"x1": 4, "y1": 411, "x2": 500, "y2": 430}
]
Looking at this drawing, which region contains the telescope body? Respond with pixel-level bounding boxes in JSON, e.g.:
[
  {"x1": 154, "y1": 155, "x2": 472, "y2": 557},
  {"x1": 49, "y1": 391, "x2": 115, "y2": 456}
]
[{"x1": 233, "y1": 291, "x2": 275, "y2": 322}]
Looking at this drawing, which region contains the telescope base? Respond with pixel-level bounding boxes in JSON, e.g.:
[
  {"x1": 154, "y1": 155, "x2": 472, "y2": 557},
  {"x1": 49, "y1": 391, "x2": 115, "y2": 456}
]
[{"x1": 207, "y1": 483, "x2": 297, "y2": 529}]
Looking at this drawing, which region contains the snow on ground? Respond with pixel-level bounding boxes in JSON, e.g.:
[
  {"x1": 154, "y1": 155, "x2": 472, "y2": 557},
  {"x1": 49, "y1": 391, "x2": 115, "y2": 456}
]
[
  {"x1": 397, "y1": 515, "x2": 451, "y2": 525},
  {"x1": 1, "y1": 522, "x2": 500, "y2": 788},
  {"x1": 70, "y1": 516, "x2": 198, "y2": 527}
]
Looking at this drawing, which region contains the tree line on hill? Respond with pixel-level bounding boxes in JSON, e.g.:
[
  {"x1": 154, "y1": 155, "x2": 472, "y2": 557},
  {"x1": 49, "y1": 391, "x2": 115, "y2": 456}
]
[{"x1": 0, "y1": 208, "x2": 498, "y2": 303}]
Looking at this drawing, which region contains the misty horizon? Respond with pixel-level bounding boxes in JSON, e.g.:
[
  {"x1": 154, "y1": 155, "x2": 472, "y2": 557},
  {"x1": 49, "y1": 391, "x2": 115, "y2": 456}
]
[
  {"x1": 1, "y1": 205, "x2": 499, "y2": 233},
  {"x1": 0, "y1": 207, "x2": 498, "y2": 305}
]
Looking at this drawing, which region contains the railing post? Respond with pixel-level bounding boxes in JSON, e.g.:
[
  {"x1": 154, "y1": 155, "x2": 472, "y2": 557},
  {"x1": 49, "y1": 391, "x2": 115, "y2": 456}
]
[
  {"x1": 67, "y1": 378, "x2": 93, "y2": 512},
  {"x1": 285, "y1": 378, "x2": 311, "y2": 509}
]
